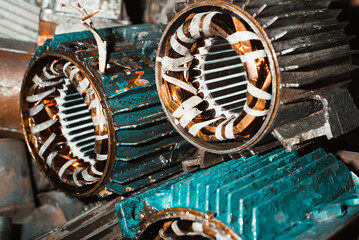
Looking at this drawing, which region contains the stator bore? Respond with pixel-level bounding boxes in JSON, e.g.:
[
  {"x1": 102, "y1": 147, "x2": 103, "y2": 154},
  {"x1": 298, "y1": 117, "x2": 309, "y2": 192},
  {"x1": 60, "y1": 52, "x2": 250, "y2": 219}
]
[
  {"x1": 21, "y1": 24, "x2": 193, "y2": 198},
  {"x1": 136, "y1": 209, "x2": 241, "y2": 240},
  {"x1": 22, "y1": 56, "x2": 110, "y2": 195},
  {"x1": 156, "y1": 0, "x2": 359, "y2": 154}
]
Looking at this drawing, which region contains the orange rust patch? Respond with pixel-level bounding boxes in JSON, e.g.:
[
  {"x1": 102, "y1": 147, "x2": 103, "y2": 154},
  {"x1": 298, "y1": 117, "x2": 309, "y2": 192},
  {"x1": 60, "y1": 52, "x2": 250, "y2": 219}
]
[
  {"x1": 37, "y1": 21, "x2": 56, "y2": 47},
  {"x1": 134, "y1": 71, "x2": 145, "y2": 86},
  {"x1": 98, "y1": 189, "x2": 113, "y2": 197}
]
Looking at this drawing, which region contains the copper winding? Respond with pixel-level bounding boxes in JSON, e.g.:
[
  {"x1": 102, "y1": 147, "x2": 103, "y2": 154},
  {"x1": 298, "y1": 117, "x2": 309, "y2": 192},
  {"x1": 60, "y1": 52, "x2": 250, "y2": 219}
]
[
  {"x1": 159, "y1": 11, "x2": 272, "y2": 142},
  {"x1": 61, "y1": 3, "x2": 107, "y2": 73},
  {"x1": 25, "y1": 58, "x2": 108, "y2": 187},
  {"x1": 156, "y1": 219, "x2": 229, "y2": 239}
]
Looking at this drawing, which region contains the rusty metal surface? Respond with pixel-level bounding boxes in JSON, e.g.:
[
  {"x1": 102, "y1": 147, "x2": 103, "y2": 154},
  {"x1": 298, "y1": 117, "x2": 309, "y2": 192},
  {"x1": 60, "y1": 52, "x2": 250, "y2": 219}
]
[
  {"x1": 0, "y1": 38, "x2": 35, "y2": 138},
  {"x1": 0, "y1": 139, "x2": 35, "y2": 219}
]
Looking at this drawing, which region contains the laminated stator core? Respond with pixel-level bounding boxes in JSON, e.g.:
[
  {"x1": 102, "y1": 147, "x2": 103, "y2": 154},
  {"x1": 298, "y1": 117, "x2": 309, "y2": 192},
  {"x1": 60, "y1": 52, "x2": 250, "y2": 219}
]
[
  {"x1": 20, "y1": 25, "x2": 193, "y2": 198},
  {"x1": 156, "y1": 0, "x2": 359, "y2": 154}
]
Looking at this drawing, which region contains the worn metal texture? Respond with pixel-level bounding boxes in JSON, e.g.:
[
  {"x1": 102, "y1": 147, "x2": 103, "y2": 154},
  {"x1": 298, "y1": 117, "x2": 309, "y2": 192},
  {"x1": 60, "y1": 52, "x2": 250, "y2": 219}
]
[
  {"x1": 0, "y1": 139, "x2": 35, "y2": 219},
  {"x1": 0, "y1": 0, "x2": 40, "y2": 42},
  {"x1": 0, "y1": 38, "x2": 35, "y2": 138},
  {"x1": 21, "y1": 24, "x2": 194, "y2": 198},
  {"x1": 116, "y1": 147, "x2": 359, "y2": 239},
  {"x1": 34, "y1": 196, "x2": 122, "y2": 240},
  {"x1": 156, "y1": 0, "x2": 359, "y2": 155}
]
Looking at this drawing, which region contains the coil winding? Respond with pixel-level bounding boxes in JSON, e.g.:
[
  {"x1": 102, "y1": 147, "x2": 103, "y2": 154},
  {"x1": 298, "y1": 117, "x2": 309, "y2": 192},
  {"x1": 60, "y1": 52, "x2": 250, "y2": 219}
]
[
  {"x1": 156, "y1": 0, "x2": 359, "y2": 154},
  {"x1": 21, "y1": 25, "x2": 195, "y2": 198},
  {"x1": 159, "y1": 10, "x2": 272, "y2": 143},
  {"x1": 24, "y1": 58, "x2": 109, "y2": 188},
  {"x1": 136, "y1": 209, "x2": 240, "y2": 240}
]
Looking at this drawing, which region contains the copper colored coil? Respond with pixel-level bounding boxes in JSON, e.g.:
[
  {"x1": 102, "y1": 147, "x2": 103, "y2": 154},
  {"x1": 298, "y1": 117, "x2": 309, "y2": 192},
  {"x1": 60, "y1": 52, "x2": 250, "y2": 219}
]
[
  {"x1": 137, "y1": 208, "x2": 241, "y2": 239},
  {"x1": 154, "y1": 219, "x2": 226, "y2": 239},
  {"x1": 23, "y1": 58, "x2": 109, "y2": 187},
  {"x1": 157, "y1": 220, "x2": 218, "y2": 239},
  {"x1": 159, "y1": 10, "x2": 272, "y2": 143}
]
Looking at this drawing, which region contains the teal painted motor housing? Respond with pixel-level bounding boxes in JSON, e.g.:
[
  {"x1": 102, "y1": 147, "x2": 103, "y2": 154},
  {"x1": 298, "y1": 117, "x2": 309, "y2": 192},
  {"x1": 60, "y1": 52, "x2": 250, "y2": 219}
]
[
  {"x1": 21, "y1": 24, "x2": 194, "y2": 198},
  {"x1": 116, "y1": 147, "x2": 359, "y2": 239}
]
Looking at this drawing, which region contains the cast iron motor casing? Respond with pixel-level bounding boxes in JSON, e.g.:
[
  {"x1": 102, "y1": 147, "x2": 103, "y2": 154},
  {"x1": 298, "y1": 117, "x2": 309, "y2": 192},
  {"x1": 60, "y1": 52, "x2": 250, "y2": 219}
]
[
  {"x1": 21, "y1": 24, "x2": 194, "y2": 198},
  {"x1": 156, "y1": 0, "x2": 359, "y2": 155},
  {"x1": 116, "y1": 147, "x2": 359, "y2": 239}
]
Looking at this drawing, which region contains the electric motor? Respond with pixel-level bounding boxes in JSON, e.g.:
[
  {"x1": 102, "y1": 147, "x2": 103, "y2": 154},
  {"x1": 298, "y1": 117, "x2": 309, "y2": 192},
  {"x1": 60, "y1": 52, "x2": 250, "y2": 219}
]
[
  {"x1": 20, "y1": 24, "x2": 193, "y2": 198},
  {"x1": 156, "y1": 0, "x2": 359, "y2": 154},
  {"x1": 117, "y1": 147, "x2": 359, "y2": 240},
  {"x1": 20, "y1": 0, "x2": 359, "y2": 198}
]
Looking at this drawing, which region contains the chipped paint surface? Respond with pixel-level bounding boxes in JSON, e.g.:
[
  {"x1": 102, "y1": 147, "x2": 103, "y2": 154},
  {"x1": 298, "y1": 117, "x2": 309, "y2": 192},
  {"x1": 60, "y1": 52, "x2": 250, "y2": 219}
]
[
  {"x1": 116, "y1": 148, "x2": 359, "y2": 239},
  {"x1": 134, "y1": 71, "x2": 149, "y2": 87},
  {"x1": 98, "y1": 189, "x2": 113, "y2": 198},
  {"x1": 22, "y1": 24, "x2": 195, "y2": 197}
]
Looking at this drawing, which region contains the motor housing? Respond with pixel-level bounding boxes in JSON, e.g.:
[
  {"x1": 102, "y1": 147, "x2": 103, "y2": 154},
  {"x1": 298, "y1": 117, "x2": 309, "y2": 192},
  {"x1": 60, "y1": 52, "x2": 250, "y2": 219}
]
[
  {"x1": 21, "y1": 24, "x2": 193, "y2": 198},
  {"x1": 156, "y1": 0, "x2": 359, "y2": 154}
]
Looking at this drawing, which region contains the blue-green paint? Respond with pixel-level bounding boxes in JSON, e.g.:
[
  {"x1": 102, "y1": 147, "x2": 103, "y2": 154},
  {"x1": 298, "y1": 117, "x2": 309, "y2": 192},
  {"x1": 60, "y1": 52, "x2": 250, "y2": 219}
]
[
  {"x1": 32, "y1": 24, "x2": 192, "y2": 197},
  {"x1": 115, "y1": 148, "x2": 359, "y2": 239}
]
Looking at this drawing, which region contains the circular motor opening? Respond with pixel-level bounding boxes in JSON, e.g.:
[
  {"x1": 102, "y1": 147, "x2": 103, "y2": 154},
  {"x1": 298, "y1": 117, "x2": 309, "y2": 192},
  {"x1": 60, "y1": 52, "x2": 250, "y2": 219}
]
[
  {"x1": 193, "y1": 37, "x2": 249, "y2": 116},
  {"x1": 136, "y1": 209, "x2": 241, "y2": 240},
  {"x1": 21, "y1": 55, "x2": 111, "y2": 196},
  {"x1": 156, "y1": 3, "x2": 277, "y2": 153}
]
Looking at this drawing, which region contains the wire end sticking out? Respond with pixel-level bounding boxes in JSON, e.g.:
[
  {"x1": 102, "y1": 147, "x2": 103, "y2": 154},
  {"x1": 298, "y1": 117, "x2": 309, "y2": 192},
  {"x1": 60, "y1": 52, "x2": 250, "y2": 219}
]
[{"x1": 61, "y1": 3, "x2": 107, "y2": 74}]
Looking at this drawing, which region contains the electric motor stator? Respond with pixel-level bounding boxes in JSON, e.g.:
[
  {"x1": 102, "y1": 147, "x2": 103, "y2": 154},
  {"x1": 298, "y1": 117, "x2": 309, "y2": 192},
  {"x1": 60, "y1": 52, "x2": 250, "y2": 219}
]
[
  {"x1": 156, "y1": 0, "x2": 359, "y2": 154},
  {"x1": 20, "y1": 25, "x2": 193, "y2": 198}
]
